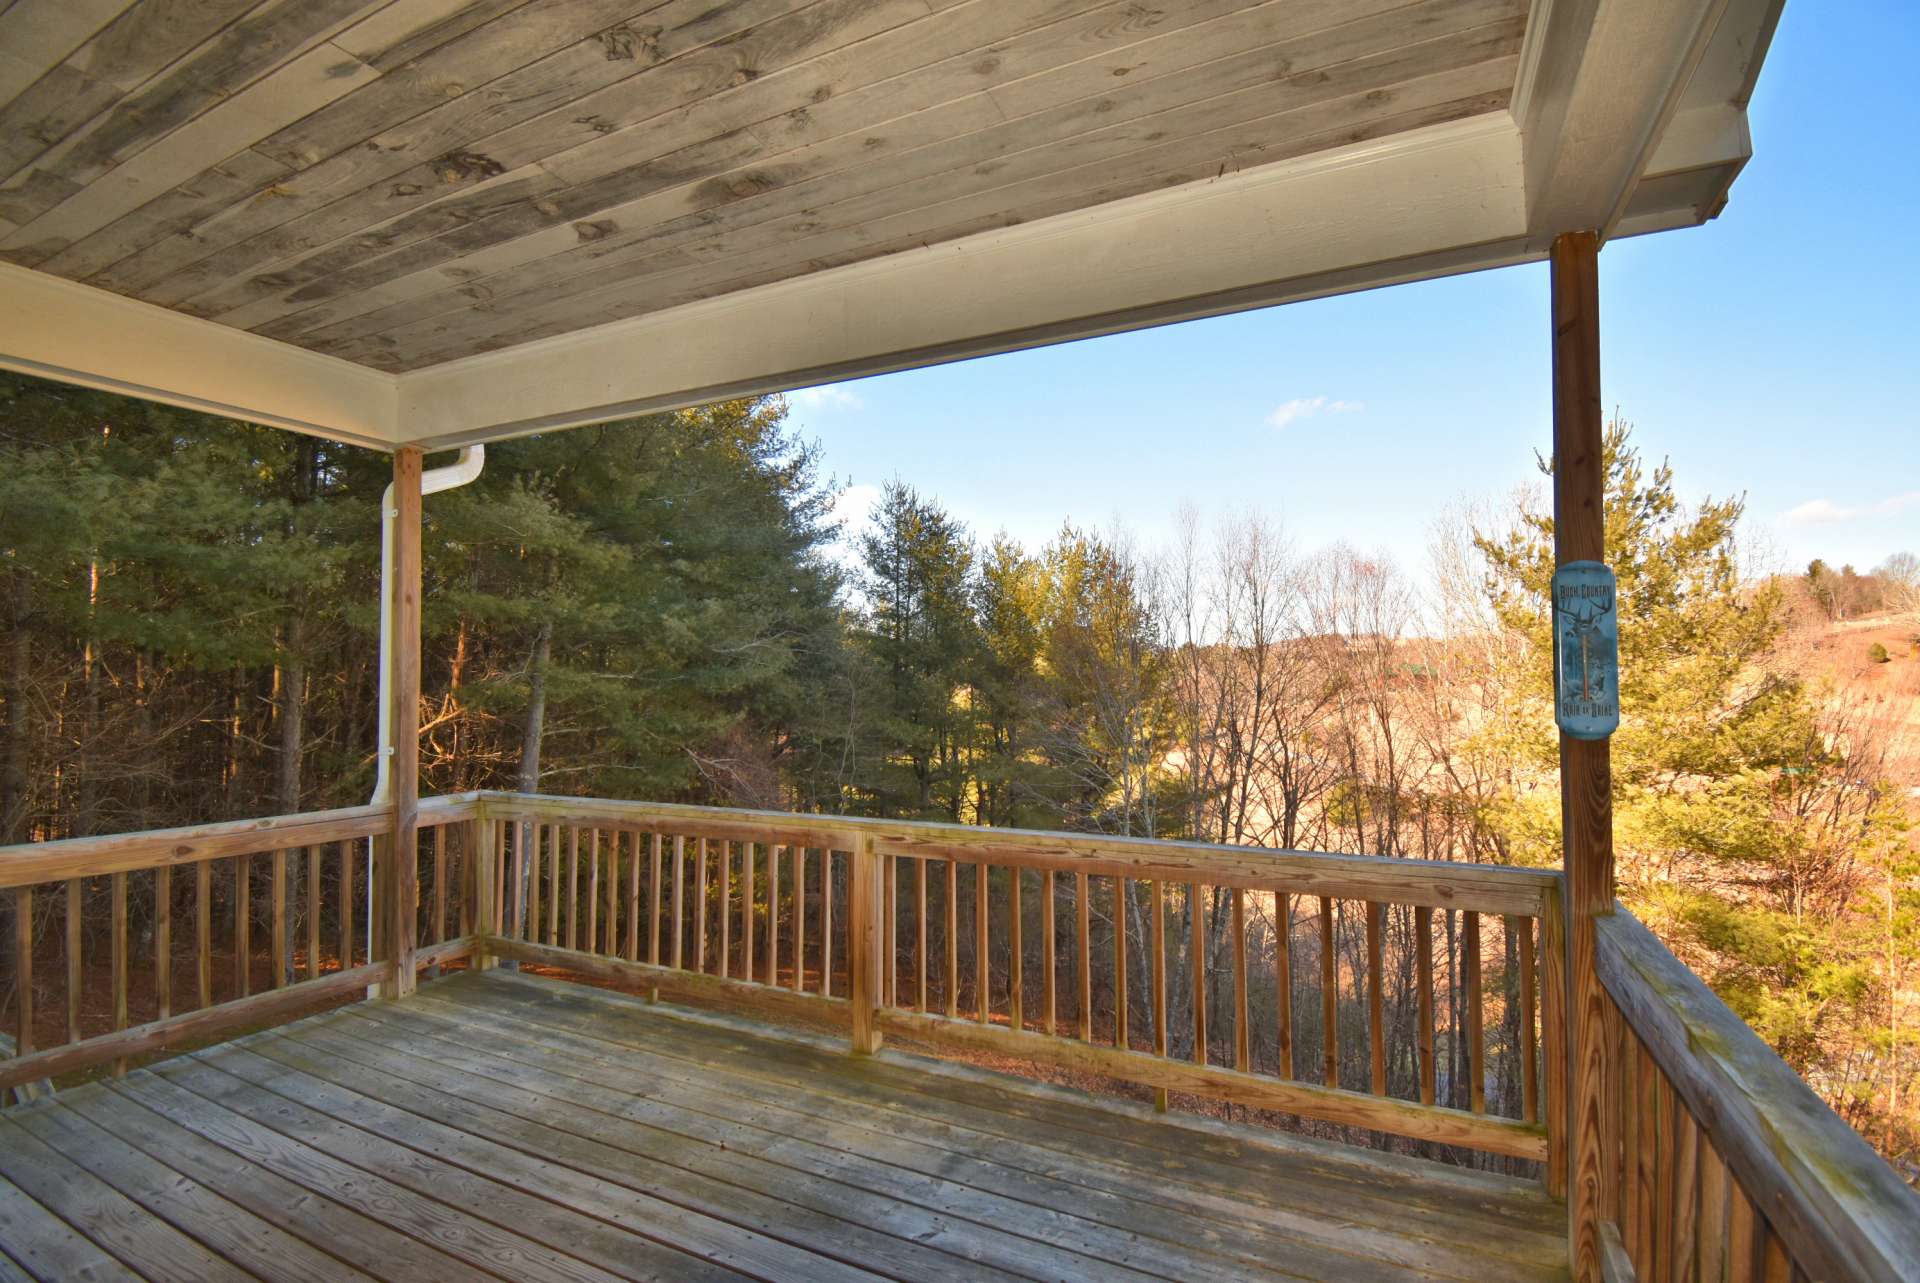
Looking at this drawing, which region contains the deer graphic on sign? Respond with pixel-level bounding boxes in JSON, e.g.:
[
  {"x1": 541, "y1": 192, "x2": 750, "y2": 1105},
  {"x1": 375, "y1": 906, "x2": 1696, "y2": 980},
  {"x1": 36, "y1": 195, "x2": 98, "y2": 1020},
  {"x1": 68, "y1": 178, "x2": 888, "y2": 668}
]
[{"x1": 1552, "y1": 561, "x2": 1620, "y2": 739}]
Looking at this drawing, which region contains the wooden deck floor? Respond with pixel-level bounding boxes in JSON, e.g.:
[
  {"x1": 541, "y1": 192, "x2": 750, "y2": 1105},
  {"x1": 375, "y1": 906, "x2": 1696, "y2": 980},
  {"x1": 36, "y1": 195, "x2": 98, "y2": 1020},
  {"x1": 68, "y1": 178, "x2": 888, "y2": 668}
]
[{"x1": 0, "y1": 970, "x2": 1571, "y2": 1283}]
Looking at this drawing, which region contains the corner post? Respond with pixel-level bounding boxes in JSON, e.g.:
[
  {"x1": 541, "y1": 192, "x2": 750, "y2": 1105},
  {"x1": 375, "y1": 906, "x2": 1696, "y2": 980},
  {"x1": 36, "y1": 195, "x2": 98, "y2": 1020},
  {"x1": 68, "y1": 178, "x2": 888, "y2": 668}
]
[
  {"x1": 472, "y1": 808, "x2": 498, "y2": 971},
  {"x1": 849, "y1": 835, "x2": 884, "y2": 1055},
  {"x1": 1552, "y1": 230, "x2": 1613, "y2": 1279},
  {"x1": 379, "y1": 447, "x2": 424, "y2": 999}
]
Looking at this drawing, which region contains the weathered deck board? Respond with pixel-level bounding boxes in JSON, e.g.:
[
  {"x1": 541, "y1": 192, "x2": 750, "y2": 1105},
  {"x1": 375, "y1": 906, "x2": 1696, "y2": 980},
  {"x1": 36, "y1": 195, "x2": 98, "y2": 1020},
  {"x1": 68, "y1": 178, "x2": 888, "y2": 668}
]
[{"x1": 0, "y1": 969, "x2": 1570, "y2": 1282}]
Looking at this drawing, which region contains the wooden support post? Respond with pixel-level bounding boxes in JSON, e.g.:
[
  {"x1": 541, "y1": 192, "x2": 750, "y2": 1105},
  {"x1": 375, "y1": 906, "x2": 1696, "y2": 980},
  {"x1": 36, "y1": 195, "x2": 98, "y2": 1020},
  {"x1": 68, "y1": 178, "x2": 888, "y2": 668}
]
[
  {"x1": 473, "y1": 817, "x2": 498, "y2": 971},
  {"x1": 849, "y1": 836, "x2": 884, "y2": 1055},
  {"x1": 1553, "y1": 230, "x2": 1614, "y2": 1280},
  {"x1": 380, "y1": 447, "x2": 423, "y2": 1000}
]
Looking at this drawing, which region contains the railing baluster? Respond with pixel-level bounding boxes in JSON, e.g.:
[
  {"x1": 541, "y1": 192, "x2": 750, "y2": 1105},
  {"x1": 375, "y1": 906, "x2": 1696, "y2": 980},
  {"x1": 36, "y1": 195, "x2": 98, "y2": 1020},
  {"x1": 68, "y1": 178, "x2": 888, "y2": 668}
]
[
  {"x1": 433, "y1": 827, "x2": 446, "y2": 947},
  {"x1": 648, "y1": 833, "x2": 663, "y2": 967},
  {"x1": 1008, "y1": 865, "x2": 1022, "y2": 1032},
  {"x1": 552, "y1": 822, "x2": 566, "y2": 945},
  {"x1": 849, "y1": 836, "x2": 882, "y2": 1055},
  {"x1": 549, "y1": 825, "x2": 560, "y2": 948},
  {"x1": 717, "y1": 838, "x2": 730, "y2": 980},
  {"x1": 1726, "y1": 1182, "x2": 1758, "y2": 1281},
  {"x1": 111, "y1": 871, "x2": 127, "y2": 1074},
  {"x1": 604, "y1": 830, "x2": 618, "y2": 956},
  {"x1": 974, "y1": 862, "x2": 988, "y2": 1024},
  {"x1": 1367, "y1": 901, "x2": 1385, "y2": 1096},
  {"x1": 1671, "y1": 1105, "x2": 1700, "y2": 1281},
  {"x1": 510, "y1": 825, "x2": 527, "y2": 942},
  {"x1": 244, "y1": 855, "x2": 257, "y2": 998},
  {"x1": 671, "y1": 834, "x2": 685, "y2": 971},
  {"x1": 1075, "y1": 871, "x2": 1091, "y2": 1040},
  {"x1": 1189, "y1": 882, "x2": 1205, "y2": 1065},
  {"x1": 1464, "y1": 909, "x2": 1484, "y2": 1113},
  {"x1": 66, "y1": 878, "x2": 82, "y2": 1043},
  {"x1": 1654, "y1": 1076, "x2": 1675, "y2": 1280},
  {"x1": 944, "y1": 859, "x2": 957, "y2": 1018},
  {"x1": 1041, "y1": 870, "x2": 1056, "y2": 1034},
  {"x1": 271, "y1": 850, "x2": 287, "y2": 989},
  {"x1": 461, "y1": 823, "x2": 476, "y2": 941},
  {"x1": 1112, "y1": 877, "x2": 1127, "y2": 1050},
  {"x1": 1633, "y1": 1039, "x2": 1657, "y2": 1269},
  {"x1": 1698, "y1": 1137, "x2": 1729, "y2": 1282},
  {"x1": 306, "y1": 847, "x2": 321, "y2": 981},
  {"x1": 766, "y1": 843, "x2": 780, "y2": 986},
  {"x1": 12, "y1": 887, "x2": 31, "y2": 1055},
  {"x1": 156, "y1": 865, "x2": 173, "y2": 1018},
  {"x1": 1514, "y1": 913, "x2": 1539, "y2": 1122},
  {"x1": 740, "y1": 840, "x2": 754, "y2": 982},
  {"x1": 820, "y1": 848, "x2": 833, "y2": 998},
  {"x1": 1275, "y1": 891, "x2": 1293, "y2": 1079},
  {"x1": 492, "y1": 823, "x2": 506, "y2": 938},
  {"x1": 1415, "y1": 905, "x2": 1435, "y2": 1105},
  {"x1": 792, "y1": 845, "x2": 805, "y2": 994},
  {"x1": 882, "y1": 854, "x2": 896, "y2": 1008},
  {"x1": 528, "y1": 825, "x2": 542, "y2": 947},
  {"x1": 234, "y1": 854, "x2": 250, "y2": 998},
  {"x1": 625, "y1": 829, "x2": 640, "y2": 962},
  {"x1": 914, "y1": 856, "x2": 927, "y2": 1011},
  {"x1": 1151, "y1": 880, "x2": 1167, "y2": 1062},
  {"x1": 1541, "y1": 884, "x2": 1569, "y2": 1197},
  {"x1": 1232, "y1": 887, "x2": 1249, "y2": 1072},
  {"x1": 1319, "y1": 896, "x2": 1336, "y2": 1087},
  {"x1": 589, "y1": 829, "x2": 604, "y2": 960},
  {"x1": 691, "y1": 834, "x2": 704, "y2": 972}
]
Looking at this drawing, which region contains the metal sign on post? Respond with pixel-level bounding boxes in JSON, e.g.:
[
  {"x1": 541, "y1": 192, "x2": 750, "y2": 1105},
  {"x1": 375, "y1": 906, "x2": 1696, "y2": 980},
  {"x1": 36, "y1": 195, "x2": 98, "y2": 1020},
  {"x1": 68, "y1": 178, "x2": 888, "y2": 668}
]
[{"x1": 1552, "y1": 560, "x2": 1619, "y2": 740}]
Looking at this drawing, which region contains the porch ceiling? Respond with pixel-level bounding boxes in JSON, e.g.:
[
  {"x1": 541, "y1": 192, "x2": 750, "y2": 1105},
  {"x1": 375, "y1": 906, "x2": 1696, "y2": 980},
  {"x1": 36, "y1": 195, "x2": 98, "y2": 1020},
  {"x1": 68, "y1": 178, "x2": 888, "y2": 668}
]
[{"x1": 0, "y1": 0, "x2": 1780, "y2": 450}]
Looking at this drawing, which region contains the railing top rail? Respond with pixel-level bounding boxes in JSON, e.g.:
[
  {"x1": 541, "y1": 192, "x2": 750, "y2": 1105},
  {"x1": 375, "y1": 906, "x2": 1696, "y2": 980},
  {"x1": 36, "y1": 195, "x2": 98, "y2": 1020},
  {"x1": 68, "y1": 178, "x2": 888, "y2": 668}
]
[
  {"x1": 1595, "y1": 909, "x2": 1920, "y2": 1283},
  {"x1": 0, "y1": 792, "x2": 481, "y2": 889},
  {"x1": 480, "y1": 792, "x2": 1559, "y2": 916}
]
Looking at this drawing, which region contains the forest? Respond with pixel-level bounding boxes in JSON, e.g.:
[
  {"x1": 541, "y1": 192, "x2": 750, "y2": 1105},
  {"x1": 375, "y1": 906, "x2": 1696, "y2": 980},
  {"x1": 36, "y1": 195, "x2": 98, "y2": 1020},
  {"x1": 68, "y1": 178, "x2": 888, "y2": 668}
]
[{"x1": 0, "y1": 370, "x2": 1914, "y2": 1170}]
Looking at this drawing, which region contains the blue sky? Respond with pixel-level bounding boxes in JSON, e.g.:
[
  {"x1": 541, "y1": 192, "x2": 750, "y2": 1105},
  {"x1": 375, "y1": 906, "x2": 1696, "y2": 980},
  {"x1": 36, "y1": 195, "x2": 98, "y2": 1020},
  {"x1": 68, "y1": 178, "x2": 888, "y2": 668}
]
[{"x1": 786, "y1": 2, "x2": 1918, "y2": 585}]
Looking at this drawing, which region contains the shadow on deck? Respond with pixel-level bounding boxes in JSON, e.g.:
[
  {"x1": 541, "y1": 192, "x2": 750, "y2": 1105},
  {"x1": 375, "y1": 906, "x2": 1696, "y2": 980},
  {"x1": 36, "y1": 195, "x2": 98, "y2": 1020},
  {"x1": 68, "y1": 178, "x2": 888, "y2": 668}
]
[{"x1": 0, "y1": 969, "x2": 1569, "y2": 1282}]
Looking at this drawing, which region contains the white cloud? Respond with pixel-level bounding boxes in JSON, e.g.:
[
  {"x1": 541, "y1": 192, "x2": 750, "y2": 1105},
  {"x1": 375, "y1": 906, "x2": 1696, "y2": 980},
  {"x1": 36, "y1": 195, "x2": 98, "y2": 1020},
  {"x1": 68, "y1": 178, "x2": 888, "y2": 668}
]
[
  {"x1": 1265, "y1": 395, "x2": 1363, "y2": 430},
  {"x1": 791, "y1": 384, "x2": 864, "y2": 412},
  {"x1": 1781, "y1": 491, "x2": 1920, "y2": 526},
  {"x1": 829, "y1": 482, "x2": 881, "y2": 530}
]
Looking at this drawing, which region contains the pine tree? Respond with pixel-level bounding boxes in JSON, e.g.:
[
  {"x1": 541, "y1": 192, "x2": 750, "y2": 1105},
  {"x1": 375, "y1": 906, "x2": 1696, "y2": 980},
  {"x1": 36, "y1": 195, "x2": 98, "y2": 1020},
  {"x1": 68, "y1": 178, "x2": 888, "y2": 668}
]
[{"x1": 1472, "y1": 421, "x2": 1895, "y2": 1069}]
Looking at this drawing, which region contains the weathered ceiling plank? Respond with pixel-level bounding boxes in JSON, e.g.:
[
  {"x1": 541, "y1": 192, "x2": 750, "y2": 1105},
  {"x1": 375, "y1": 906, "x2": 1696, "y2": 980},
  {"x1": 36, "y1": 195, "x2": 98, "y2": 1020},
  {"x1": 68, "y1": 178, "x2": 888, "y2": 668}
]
[
  {"x1": 363, "y1": 35, "x2": 1522, "y2": 368},
  {"x1": 229, "y1": 0, "x2": 1505, "y2": 344},
  {"x1": 0, "y1": 0, "x2": 271, "y2": 199}
]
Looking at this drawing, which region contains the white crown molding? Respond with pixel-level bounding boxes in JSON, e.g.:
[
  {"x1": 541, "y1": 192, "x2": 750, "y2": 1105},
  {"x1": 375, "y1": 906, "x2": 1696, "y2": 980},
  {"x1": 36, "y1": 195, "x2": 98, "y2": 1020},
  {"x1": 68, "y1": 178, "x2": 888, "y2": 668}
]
[{"x1": 0, "y1": 260, "x2": 399, "y2": 447}]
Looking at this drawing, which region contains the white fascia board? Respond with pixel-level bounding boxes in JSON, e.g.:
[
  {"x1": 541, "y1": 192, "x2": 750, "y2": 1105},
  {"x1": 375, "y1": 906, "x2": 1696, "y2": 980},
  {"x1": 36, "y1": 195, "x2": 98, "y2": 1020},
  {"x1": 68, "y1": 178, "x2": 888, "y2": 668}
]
[
  {"x1": 0, "y1": 260, "x2": 399, "y2": 448},
  {"x1": 398, "y1": 113, "x2": 1531, "y2": 447}
]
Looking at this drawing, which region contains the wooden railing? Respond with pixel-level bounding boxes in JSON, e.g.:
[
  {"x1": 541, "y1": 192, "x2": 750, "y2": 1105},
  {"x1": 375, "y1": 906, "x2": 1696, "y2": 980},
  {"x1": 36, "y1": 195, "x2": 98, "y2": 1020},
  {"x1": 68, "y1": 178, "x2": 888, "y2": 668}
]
[
  {"x1": 11, "y1": 790, "x2": 1914, "y2": 1282},
  {"x1": 476, "y1": 796, "x2": 855, "y2": 1029},
  {"x1": 481, "y1": 793, "x2": 1566, "y2": 1178},
  {"x1": 0, "y1": 794, "x2": 482, "y2": 1091},
  {"x1": 1586, "y1": 910, "x2": 1920, "y2": 1283}
]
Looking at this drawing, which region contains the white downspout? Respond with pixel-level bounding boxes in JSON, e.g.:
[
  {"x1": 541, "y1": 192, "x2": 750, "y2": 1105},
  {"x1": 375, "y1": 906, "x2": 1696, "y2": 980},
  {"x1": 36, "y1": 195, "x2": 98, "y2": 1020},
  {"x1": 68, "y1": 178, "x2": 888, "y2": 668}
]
[{"x1": 367, "y1": 446, "x2": 485, "y2": 963}]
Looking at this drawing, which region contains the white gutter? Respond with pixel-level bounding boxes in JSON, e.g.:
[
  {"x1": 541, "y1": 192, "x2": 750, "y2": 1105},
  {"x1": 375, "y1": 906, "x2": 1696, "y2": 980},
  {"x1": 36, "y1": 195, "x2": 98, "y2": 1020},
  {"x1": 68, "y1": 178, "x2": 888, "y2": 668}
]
[{"x1": 367, "y1": 446, "x2": 485, "y2": 958}]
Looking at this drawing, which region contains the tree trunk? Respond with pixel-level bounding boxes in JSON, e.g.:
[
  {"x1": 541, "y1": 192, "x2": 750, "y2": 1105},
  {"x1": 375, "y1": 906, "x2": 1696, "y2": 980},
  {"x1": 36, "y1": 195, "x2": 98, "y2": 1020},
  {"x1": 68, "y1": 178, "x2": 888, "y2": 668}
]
[
  {"x1": 518, "y1": 619, "x2": 553, "y2": 794},
  {"x1": 277, "y1": 617, "x2": 306, "y2": 814}
]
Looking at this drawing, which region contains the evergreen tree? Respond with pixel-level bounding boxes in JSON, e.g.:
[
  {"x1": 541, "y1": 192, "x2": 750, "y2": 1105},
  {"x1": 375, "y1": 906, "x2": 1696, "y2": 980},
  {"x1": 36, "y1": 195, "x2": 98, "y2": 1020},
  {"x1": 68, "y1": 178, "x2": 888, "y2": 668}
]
[
  {"x1": 1472, "y1": 421, "x2": 1895, "y2": 1067},
  {"x1": 854, "y1": 482, "x2": 979, "y2": 819}
]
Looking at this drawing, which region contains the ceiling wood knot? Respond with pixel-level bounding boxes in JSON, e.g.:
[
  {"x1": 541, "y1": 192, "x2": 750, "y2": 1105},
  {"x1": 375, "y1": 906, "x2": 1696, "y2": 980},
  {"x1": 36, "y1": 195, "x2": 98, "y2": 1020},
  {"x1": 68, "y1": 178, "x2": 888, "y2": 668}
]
[
  {"x1": 432, "y1": 152, "x2": 506, "y2": 185},
  {"x1": 598, "y1": 26, "x2": 660, "y2": 62}
]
